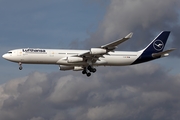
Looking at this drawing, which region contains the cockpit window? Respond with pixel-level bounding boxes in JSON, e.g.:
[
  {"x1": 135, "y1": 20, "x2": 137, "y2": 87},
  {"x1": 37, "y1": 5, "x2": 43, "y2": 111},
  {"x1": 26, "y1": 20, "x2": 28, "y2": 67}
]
[{"x1": 8, "y1": 52, "x2": 12, "y2": 54}]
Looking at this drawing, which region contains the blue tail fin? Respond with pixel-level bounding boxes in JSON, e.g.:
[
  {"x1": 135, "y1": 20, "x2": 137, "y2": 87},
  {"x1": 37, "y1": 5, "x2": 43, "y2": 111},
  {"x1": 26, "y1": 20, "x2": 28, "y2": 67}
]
[
  {"x1": 132, "y1": 31, "x2": 170, "y2": 65},
  {"x1": 141, "y1": 31, "x2": 170, "y2": 54}
]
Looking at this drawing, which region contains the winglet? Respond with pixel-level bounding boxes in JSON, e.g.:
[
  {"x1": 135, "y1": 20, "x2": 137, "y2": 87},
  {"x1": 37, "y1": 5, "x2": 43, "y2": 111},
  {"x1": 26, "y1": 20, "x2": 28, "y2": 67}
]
[{"x1": 125, "y1": 32, "x2": 133, "y2": 39}]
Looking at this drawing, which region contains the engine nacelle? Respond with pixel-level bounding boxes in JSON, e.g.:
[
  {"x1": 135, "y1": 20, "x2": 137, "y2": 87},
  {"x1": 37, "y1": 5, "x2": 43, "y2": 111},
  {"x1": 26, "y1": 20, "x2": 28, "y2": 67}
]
[
  {"x1": 59, "y1": 65, "x2": 84, "y2": 71},
  {"x1": 73, "y1": 66, "x2": 84, "y2": 71},
  {"x1": 67, "y1": 57, "x2": 83, "y2": 63},
  {"x1": 59, "y1": 65, "x2": 74, "y2": 71},
  {"x1": 90, "y1": 48, "x2": 107, "y2": 55}
]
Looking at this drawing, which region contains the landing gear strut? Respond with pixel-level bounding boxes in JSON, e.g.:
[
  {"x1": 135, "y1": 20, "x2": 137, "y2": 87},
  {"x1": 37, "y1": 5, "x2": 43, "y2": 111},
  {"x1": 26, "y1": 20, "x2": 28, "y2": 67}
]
[
  {"x1": 19, "y1": 62, "x2": 23, "y2": 70},
  {"x1": 82, "y1": 66, "x2": 96, "y2": 77},
  {"x1": 88, "y1": 66, "x2": 96, "y2": 73}
]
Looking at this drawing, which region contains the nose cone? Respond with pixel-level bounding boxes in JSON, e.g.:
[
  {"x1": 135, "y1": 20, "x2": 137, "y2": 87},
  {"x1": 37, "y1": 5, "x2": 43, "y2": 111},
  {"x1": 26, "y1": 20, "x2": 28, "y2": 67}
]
[{"x1": 2, "y1": 54, "x2": 7, "y2": 59}]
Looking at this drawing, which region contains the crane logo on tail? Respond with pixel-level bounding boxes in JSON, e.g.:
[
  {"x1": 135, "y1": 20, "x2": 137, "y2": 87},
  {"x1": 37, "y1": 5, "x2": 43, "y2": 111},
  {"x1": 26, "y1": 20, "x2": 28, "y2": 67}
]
[{"x1": 153, "y1": 40, "x2": 164, "y2": 51}]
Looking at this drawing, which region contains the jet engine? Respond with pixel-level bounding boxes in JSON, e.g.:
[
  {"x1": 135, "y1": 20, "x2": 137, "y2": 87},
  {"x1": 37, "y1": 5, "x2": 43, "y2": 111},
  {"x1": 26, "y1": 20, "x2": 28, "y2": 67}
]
[
  {"x1": 73, "y1": 66, "x2": 84, "y2": 71},
  {"x1": 59, "y1": 65, "x2": 84, "y2": 71},
  {"x1": 67, "y1": 57, "x2": 83, "y2": 63},
  {"x1": 59, "y1": 65, "x2": 74, "y2": 70},
  {"x1": 90, "y1": 48, "x2": 107, "y2": 55}
]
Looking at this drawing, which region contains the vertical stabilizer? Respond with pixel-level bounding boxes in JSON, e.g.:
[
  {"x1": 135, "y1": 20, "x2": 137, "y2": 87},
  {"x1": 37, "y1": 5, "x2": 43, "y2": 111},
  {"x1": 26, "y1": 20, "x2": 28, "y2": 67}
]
[
  {"x1": 141, "y1": 31, "x2": 170, "y2": 54},
  {"x1": 132, "y1": 31, "x2": 171, "y2": 64}
]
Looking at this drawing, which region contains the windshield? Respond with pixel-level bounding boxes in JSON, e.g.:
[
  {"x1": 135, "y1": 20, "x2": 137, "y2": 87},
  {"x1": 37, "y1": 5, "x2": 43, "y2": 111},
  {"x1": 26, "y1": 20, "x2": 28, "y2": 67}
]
[{"x1": 7, "y1": 52, "x2": 12, "y2": 54}]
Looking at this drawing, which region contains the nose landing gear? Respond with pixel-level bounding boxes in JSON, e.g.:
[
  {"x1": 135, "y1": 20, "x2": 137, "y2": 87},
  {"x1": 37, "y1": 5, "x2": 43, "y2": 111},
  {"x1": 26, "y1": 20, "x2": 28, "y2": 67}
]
[{"x1": 18, "y1": 62, "x2": 23, "y2": 70}]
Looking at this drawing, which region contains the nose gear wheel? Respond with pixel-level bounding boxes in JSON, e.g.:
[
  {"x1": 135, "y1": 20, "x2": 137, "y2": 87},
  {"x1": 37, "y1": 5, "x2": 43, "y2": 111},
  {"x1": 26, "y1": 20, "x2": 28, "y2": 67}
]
[{"x1": 18, "y1": 62, "x2": 23, "y2": 70}]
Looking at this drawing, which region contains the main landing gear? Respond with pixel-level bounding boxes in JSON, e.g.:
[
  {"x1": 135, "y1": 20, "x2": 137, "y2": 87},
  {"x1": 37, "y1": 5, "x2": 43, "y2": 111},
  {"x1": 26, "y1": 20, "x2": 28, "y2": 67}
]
[
  {"x1": 18, "y1": 62, "x2": 23, "y2": 70},
  {"x1": 82, "y1": 65, "x2": 96, "y2": 77}
]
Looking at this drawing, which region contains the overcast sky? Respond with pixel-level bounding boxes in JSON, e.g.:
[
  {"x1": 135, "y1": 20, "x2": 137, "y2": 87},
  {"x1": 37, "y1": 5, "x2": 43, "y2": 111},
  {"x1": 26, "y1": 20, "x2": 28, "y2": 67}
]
[{"x1": 1, "y1": 0, "x2": 180, "y2": 120}]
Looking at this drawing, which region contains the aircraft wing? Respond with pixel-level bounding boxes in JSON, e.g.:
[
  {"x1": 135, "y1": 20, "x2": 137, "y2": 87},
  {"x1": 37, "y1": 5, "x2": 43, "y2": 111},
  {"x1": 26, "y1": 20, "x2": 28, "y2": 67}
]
[
  {"x1": 70, "y1": 32, "x2": 133, "y2": 64},
  {"x1": 152, "y1": 48, "x2": 176, "y2": 58},
  {"x1": 78, "y1": 51, "x2": 90, "y2": 57},
  {"x1": 77, "y1": 32, "x2": 133, "y2": 57},
  {"x1": 101, "y1": 32, "x2": 133, "y2": 50}
]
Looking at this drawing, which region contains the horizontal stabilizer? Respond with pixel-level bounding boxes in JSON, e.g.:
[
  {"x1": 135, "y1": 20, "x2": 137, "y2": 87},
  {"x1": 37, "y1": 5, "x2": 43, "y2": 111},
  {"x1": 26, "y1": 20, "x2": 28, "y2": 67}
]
[{"x1": 152, "y1": 48, "x2": 176, "y2": 58}]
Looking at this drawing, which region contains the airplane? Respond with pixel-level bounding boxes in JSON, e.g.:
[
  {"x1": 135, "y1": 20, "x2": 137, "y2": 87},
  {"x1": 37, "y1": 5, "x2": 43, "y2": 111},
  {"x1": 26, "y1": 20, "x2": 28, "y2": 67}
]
[{"x1": 2, "y1": 31, "x2": 175, "y2": 77}]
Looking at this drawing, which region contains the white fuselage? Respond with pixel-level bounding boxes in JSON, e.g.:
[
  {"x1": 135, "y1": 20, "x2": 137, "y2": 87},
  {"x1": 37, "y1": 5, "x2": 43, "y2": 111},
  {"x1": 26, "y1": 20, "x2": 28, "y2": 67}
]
[{"x1": 2, "y1": 48, "x2": 142, "y2": 66}]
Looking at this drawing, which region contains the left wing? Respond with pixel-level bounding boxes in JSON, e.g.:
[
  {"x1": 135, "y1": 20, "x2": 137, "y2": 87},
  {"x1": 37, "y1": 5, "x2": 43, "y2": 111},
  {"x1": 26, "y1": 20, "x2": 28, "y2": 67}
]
[
  {"x1": 101, "y1": 32, "x2": 133, "y2": 51},
  {"x1": 60, "y1": 33, "x2": 133, "y2": 69},
  {"x1": 78, "y1": 32, "x2": 133, "y2": 57}
]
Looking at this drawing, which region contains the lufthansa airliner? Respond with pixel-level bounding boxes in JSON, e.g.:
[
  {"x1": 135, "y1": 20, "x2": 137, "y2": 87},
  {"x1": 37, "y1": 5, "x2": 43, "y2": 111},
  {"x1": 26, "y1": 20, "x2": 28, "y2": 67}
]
[{"x1": 2, "y1": 31, "x2": 175, "y2": 77}]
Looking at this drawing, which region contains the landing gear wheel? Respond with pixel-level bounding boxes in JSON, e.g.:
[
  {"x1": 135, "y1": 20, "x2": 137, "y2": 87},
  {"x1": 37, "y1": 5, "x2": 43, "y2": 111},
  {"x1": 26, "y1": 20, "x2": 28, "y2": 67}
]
[
  {"x1": 87, "y1": 66, "x2": 92, "y2": 71},
  {"x1": 83, "y1": 66, "x2": 96, "y2": 77},
  {"x1": 18, "y1": 62, "x2": 23, "y2": 70},
  {"x1": 87, "y1": 65, "x2": 96, "y2": 73},
  {"x1": 91, "y1": 68, "x2": 96, "y2": 73},
  {"x1": 82, "y1": 70, "x2": 86, "y2": 74},
  {"x1": 19, "y1": 66, "x2": 23, "y2": 70},
  {"x1": 86, "y1": 72, "x2": 91, "y2": 77}
]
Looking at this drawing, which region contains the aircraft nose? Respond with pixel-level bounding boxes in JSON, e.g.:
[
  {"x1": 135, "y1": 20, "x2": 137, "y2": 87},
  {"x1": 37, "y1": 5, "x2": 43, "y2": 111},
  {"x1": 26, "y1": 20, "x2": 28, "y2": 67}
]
[{"x1": 2, "y1": 54, "x2": 7, "y2": 59}]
